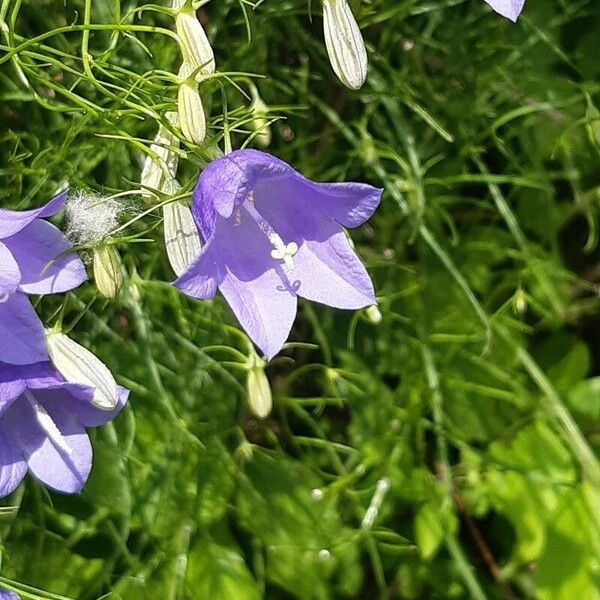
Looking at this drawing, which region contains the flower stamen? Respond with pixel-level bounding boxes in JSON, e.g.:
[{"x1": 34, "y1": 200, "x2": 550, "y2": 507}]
[{"x1": 242, "y1": 196, "x2": 298, "y2": 271}]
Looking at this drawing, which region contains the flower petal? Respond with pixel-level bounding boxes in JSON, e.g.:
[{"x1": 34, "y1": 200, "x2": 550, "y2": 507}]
[
  {"x1": 0, "y1": 243, "x2": 21, "y2": 295},
  {"x1": 212, "y1": 212, "x2": 297, "y2": 359},
  {"x1": 0, "y1": 293, "x2": 47, "y2": 365},
  {"x1": 0, "y1": 191, "x2": 68, "y2": 239},
  {"x1": 0, "y1": 425, "x2": 27, "y2": 498},
  {"x1": 220, "y1": 267, "x2": 297, "y2": 360},
  {"x1": 7, "y1": 395, "x2": 92, "y2": 494},
  {"x1": 292, "y1": 229, "x2": 375, "y2": 308},
  {"x1": 174, "y1": 237, "x2": 220, "y2": 299},
  {"x1": 4, "y1": 220, "x2": 87, "y2": 295},
  {"x1": 484, "y1": 0, "x2": 525, "y2": 21},
  {"x1": 56, "y1": 385, "x2": 129, "y2": 428}
]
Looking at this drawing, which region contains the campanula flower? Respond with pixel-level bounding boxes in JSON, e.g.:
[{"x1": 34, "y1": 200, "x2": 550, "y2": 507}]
[
  {"x1": 484, "y1": 0, "x2": 525, "y2": 21},
  {"x1": 0, "y1": 192, "x2": 87, "y2": 366},
  {"x1": 0, "y1": 361, "x2": 128, "y2": 498},
  {"x1": 174, "y1": 149, "x2": 382, "y2": 359}
]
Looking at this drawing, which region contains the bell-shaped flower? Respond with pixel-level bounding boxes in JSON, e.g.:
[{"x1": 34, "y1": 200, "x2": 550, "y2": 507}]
[
  {"x1": 174, "y1": 149, "x2": 382, "y2": 359},
  {"x1": 484, "y1": 0, "x2": 525, "y2": 21},
  {"x1": 0, "y1": 361, "x2": 128, "y2": 498},
  {"x1": 322, "y1": 0, "x2": 368, "y2": 90},
  {"x1": 0, "y1": 192, "x2": 87, "y2": 366}
]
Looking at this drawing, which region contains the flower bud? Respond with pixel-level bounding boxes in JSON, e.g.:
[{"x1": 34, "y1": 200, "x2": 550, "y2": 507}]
[
  {"x1": 93, "y1": 245, "x2": 123, "y2": 299},
  {"x1": 45, "y1": 331, "x2": 119, "y2": 410},
  {"x1": 365, "y1": 305, "x2": 382, "y2": 324},
  {"x1": 163, "y1": 198, "x2": 202, "y2": 276},
  {"x1": 141, "y1": 111, "x2": 181, "y2": 202},
  {"x1": 249, "y1": 86, "x2": 272, "y2": 148},
  {"x1": 322, "y1": 0, "x2": 367, "y2": 90},
  {"x1": 175, "y1": 3, "x2": 215, "y2": 76},
  {"x1": 246, "y1": 352, "x2": 272, "y2": 418},
  {"x1": 178, "y1": 64, "x2": 207, "y2": 145}
]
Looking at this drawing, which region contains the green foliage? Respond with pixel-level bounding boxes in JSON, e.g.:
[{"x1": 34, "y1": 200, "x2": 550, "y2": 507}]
[{"x1": 1, "y1": 0, "x2": 600, "y2": 598}]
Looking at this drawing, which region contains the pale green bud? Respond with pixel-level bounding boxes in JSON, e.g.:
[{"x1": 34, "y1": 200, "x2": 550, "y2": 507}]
[
  {"x1": 322, "y1": 0, "x2": 367, "y2": 90},
  {"x1": 178, "y1": 64, "x2": 206, "y2": 145},
  {"x1": 163, "y1": 198, "x2": 202, "y2": 276},
  {"x1": 141, "y1": 111, "x2": 180, "y2": 201},
  {"x1": 93, "y1": 245, "x2": 123, "y2": 299},
  {"x1": 249, "y1": 86, "x2": 272, "y2": 148},
  {"x1": 45, "y1": 331, "x2": 119, "y2": 410},
  {"x1": 365, "y1": 305, "x2": 382, "y2": 324},
  {"x1": 174, "y1": 4, "x2": 215, "y2": 76},
  {"x1": 246, "y1": 352, "x2": 273, "y2": 419}
]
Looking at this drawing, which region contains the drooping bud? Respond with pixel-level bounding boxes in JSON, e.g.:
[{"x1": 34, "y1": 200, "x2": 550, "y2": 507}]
[
  {"x1": 45, "y1": 331, "x2": 119, "y2": 410},
  {"x1": 178, "y1": 63, "x2": 207, "y2": 145},
  {"x1": 246, "y1": 351, "x2": 273, "y2": 418},
  {"x1": 365, "y1": 305, "x2": 382, "y2": 324},
  {"x1": 174, "y1": 2, "x2": 215, "y2": 76},
  {"x1": 140, "y1": 111, "x2": 181, "y2": 202},
  {"x1": 163, "y1": 196, "x2": 202, "y2": 277},
  {"x1": 322, "y1": 0, "x2": 368, "y2": 90},
  {"x1": 249, "y1": 85, "x2": 272, "y2": 148},
  {"x1": 93, "y1": 245, "x2": 123, "y2": 299}
]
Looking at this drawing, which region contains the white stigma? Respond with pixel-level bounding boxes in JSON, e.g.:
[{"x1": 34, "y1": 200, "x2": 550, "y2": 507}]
[
  {"x1": 25, "y1": 391, "x2": 73, "y2": 456},
  {"x1": 243, "y1": 195, "x2": 298, "y2": 271},
  {"x1": 0, "y1": 292, "x2": 10, "y2": 304}
]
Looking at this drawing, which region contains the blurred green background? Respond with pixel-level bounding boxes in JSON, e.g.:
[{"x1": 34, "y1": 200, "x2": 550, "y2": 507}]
[{"x1": 1, "y1": 0, "x2": 599, "y2": 598}]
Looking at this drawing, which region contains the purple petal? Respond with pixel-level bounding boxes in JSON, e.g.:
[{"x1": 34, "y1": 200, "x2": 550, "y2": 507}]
[
  {"x1": 6, "y1": 395, "x2": 92, "y2": 494},
  {"x1": 210, "y1": 211, "x2": 297, "y2": 359},
  {"x1": 0, "y1": 425, "x2": 27, "y2": 498},
  {"x1": 0, "y1": 591, "x2": 20, "y2": 600},
  {"x1": 194, "y1": 149, "x2": 291, "y2": 224},
  {"x1": 4, "y1": 220, "x2": 87, "y2": 295},
  {"x1": 0, "y1": 293, "x2": 47, "y2": 365},
  {"x1": 292, "y1": 230, "x2": 375, "y2": 308},
  {"x1": 0, "y1": 191, "x2": 68, "y2": 239},
  {"x1": 300, "y1": 180, "x2": 382, "y2": 228},
  {"x1": 484, "y1": 0, "x2": 524, "y2": 21},
  {"x1": 0, "y1": 243, "x2": 20, "y2": 295},
  {"x1": 58, "y1": 385, "x2": 129, "y2": 428},
  {"x1": 174, "y1": 237, "x2": 221, "y2": 299}
]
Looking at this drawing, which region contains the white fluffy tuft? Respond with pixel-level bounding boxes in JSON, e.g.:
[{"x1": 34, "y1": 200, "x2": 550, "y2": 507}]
[{"x1": 65, "y1": 191, "x2": 125, "y2": 245}]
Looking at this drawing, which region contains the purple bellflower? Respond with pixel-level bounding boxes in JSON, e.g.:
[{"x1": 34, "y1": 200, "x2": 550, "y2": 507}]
[
  {"x1": 0, "y1": 192, "x2": 87, "y2": 366},
  {"x1": 175, "y1": 149, "x2": 382, "y2": 359},
  {"x1": 484, "y1": 0, "x2": 525, "y2": 21},
  {"x1": 0, "y1": 361, "x2": 128, "y2": 498},
  {"x1": 0, "y1": 591, "x2": 19, "y2": 600}
]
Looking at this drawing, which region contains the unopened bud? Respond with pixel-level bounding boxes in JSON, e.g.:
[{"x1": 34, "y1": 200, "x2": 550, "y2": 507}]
[
  {"x1": 45, "y1": 331, "x2": 119, "y2": 410},
  {"x1": 93, "y1": 245, "x2": 123, "y2": 299},
  {"x1": 175, "y1": 4, "x2": 215, "y2": 76},
  {"x1": 322, "y1": 0, "x2": 368, "y2": 90},
  {"x1": 249, "y1": 86, "x2": 272, "y2": 148},
  {"x1": 163, "y1": 199, "x2": 202, "y2": 276},
  {"x1": 365, "y1": 305, "x2": 382, "y2": 324},
  {"x1": 141, "y1": 112, "x2": 181, "y2": 201},
  {"x1": 178, "y1": 64, "x2": 207, "y2": 145},
  {"x1": 246, "y1": 352, "x2": 272, "y2": 418}
]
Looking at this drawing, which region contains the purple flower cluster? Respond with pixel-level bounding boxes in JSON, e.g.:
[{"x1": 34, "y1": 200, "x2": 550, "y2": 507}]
[{"x1": 0, "y1": 193, "x2": 127, "y2": 498}]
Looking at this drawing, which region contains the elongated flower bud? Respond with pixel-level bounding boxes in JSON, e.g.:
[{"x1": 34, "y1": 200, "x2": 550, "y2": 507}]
[
  {"x1": 322, "y1": 0, "x2": 367, "y2": 90},
  {"x1": 93, "y1": 245, "x2": 123, "y2": 299},
  {"x1": 175, "y1": 4, "x2": 215, "y2": 76},
  {"x1": 246, "y1": 352, "x2": 272, "y2": 418},
  {"x1": 141, "y1": 111, "x2": 181, "y2": 201},
  {"x1": 178, "y1": 64, "x2": 206, "y2": 145},
  {"x1": 163, "y1": 197, "x2": 202, "y2": 276},
  {"x1": 45, "y1": 331, "x2": 119, "y2": 410},
  {"x1": 249, "y1": 86, "x2": 272, "y2": 148}
]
